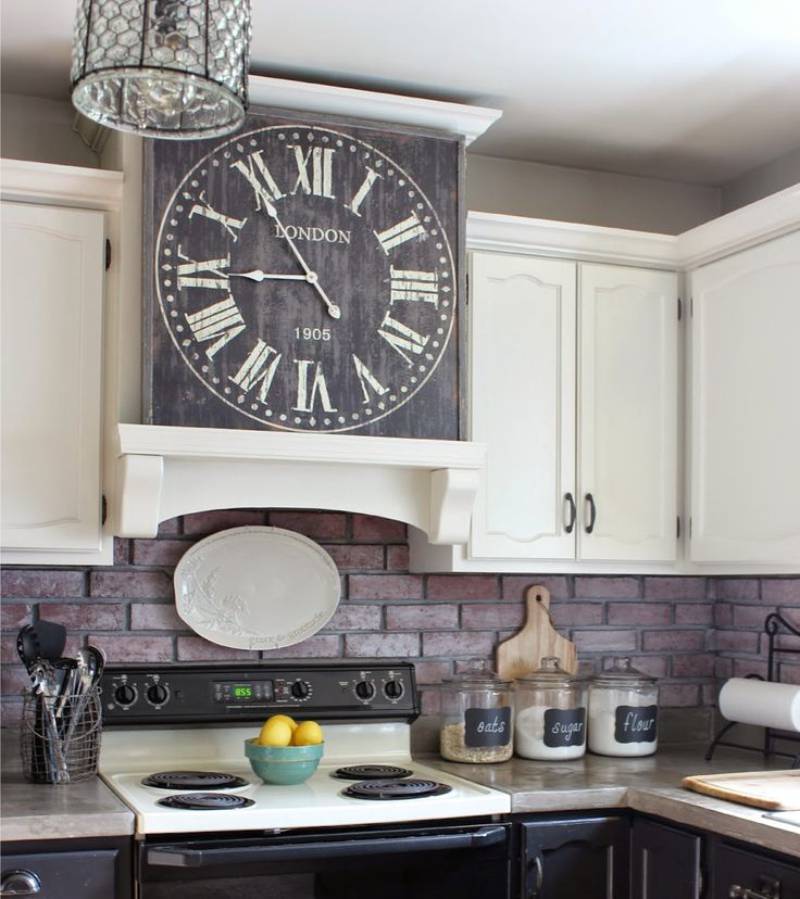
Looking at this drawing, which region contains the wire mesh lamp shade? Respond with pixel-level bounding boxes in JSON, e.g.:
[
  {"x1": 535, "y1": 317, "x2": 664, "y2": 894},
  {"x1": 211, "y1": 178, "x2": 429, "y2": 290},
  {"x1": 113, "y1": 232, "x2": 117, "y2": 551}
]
[{"x1": 71, "y1": 0, "x2": 252, "y2": 140}]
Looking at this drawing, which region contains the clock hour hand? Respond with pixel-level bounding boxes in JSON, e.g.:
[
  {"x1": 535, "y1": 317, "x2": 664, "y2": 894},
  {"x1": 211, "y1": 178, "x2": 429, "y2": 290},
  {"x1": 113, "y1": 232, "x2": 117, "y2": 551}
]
[
  {"x1": 229, "y1": 270, "x2": 309, "y2": 283},
  {"x1": 263, "y1": 201, "x2": 342, "y2": 320}
]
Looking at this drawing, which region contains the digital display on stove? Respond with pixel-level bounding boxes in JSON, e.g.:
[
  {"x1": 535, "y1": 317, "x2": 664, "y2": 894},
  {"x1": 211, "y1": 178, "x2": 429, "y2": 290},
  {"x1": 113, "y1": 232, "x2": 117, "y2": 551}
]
[
  {"x1": 213, "y1": 680, "x2": 273, "y2": 703},
  {"x1": 233, "y1": 685, "x2": 252, "y2": 699}
]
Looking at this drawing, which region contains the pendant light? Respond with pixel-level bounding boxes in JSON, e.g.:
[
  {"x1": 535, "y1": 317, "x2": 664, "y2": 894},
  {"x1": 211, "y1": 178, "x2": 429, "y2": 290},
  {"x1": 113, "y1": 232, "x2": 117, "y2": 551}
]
[{"x1": 70, "y1": 0, "x2": 252, "y2": 140}]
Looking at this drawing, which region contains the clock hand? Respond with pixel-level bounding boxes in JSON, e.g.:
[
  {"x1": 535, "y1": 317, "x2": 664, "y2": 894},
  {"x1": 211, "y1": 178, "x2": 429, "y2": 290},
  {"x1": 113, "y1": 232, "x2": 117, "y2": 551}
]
[
  {"x1": 230, "y1": 270, "x2": 309, "y2": 282},
  {"x1": 264, "y1": 200, "x2": 342, "y2": 320}
]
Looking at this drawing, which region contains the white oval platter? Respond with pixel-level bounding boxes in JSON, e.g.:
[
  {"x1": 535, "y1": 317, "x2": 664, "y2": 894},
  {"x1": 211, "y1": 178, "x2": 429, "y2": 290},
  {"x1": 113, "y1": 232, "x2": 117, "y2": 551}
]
[{"x1": 173, "y1": 526, "x2": 341, "y2": 650}]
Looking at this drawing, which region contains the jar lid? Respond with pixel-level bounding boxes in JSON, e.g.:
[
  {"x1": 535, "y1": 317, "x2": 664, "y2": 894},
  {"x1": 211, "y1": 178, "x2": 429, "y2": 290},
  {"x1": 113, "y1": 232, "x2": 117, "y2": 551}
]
[
  {"x1": 516, "y1": 656, "x2": 582, "y2": 686},
  {"x1": 591, "y1": 657, "x2": 657, "y2": 685},
  {"x1": 441, "y1": 660, "x2": 512, "y2": 690}
]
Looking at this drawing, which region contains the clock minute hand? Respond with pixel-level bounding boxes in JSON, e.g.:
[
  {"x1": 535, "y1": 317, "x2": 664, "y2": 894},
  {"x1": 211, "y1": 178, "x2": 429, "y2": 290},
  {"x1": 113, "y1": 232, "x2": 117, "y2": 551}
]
[
  {"x1": 230, "y1": 270, "x2": 309, "y2": 283},
  {"x1": 264, "y1": 201, "x2": 342, "y2": 320}
]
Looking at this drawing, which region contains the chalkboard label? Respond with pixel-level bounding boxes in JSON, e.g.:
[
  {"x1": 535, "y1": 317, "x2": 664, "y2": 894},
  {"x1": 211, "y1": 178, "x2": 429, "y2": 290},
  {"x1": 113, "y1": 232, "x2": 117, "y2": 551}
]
[
  {"x1": 464, "y1": 707, "x2": 512, "y2": 748},
  {"x1": 614, "y1": 705, "x2": 658, "y2": 743},
  {"x1": 544, "y1": 707, "x2": 587, "y2": 748}
]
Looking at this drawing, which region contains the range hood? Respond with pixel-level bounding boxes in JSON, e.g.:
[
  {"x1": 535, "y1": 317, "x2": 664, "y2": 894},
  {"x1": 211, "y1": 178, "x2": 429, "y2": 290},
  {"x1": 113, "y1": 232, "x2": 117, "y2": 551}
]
[{"x1": 113, "y1": 424, "x2": 485, "y2": 545}]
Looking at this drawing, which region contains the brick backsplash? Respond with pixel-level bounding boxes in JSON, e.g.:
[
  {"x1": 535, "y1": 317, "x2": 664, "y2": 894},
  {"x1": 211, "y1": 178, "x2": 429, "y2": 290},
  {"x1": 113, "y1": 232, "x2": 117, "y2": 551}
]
[{"x1": 1, "y1": 509, "x2": 798, "y2": 726}]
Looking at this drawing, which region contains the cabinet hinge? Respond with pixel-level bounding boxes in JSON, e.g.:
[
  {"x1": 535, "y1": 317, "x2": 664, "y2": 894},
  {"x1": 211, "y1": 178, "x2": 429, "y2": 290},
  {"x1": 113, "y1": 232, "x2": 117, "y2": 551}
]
[
  {"x1": 105, "y1": 238, "x2": 112, "y2": 271},
  {"x1": 690, "y1": 296, "x2": 694, "y2": 317},
  {"x1": 101, "y1": 493, "x2": 108, "y2": 526},
  {"x1": 677, "y1": 297, "x2": 682, "y2": 320},
  {"x1": 689, "y1": 516, "x2": 693, "y2": 538},
  {"x1": 465, "y1": 271, "x2": 469, "y2": 305},
  {"x1": 676, "y1": 516, "x2": 681, "y2": 539}
]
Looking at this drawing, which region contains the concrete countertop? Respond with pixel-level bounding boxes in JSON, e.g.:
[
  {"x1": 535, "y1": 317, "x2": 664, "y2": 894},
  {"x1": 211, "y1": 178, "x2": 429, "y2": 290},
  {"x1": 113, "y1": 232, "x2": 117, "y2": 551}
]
[{"x1": 423, "y1": 746, "x2": 800, "y2": 860}]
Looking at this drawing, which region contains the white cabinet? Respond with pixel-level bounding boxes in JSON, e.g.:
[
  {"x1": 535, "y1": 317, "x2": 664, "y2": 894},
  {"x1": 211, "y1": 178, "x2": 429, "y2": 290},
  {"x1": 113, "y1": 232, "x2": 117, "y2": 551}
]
[
  {"x1": 688, "y1": 229, "x2": 800, "y2": 565},
  {"x1": 1, "y1": 200, "x2": 106, "y2": 560}
]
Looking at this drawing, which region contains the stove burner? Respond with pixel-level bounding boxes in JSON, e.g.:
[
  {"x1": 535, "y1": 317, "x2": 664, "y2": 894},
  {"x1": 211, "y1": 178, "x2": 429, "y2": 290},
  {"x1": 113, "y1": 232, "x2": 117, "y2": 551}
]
[
  {"x1": 333, "y1": 765, "x2": 414, "y2": 781},
  {"x1": 343, "y1": 779, "x2": 453, "y2": 801},
  {"x1": 157, "y1": 793, "x2": 255, "y2": 811},
  {"x1": 143, "y1": 771, "x2": 249, "y2": 790}
]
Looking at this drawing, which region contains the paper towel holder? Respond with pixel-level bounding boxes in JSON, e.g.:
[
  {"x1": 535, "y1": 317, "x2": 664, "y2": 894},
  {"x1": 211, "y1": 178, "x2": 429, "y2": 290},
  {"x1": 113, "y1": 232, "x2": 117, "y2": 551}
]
[{"x1": 706, "y1": 612, "x2": 800, "y2": 767}]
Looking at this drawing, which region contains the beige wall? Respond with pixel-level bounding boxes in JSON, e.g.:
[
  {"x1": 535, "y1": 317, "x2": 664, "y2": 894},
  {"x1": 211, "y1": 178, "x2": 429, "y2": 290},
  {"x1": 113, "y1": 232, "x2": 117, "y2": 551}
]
[
  {"x1": 721, "y1": 146, "x2": 800, "y2": 213},
  {"x1": 1, "y1": 94, "x2": 99, "y2": 168}
]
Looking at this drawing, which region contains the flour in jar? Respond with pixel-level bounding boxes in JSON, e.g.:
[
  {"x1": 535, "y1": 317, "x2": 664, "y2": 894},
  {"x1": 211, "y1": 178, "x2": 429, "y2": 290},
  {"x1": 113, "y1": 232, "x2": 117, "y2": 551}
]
[{"x1": 588, "y1": 688, "x2": 658, "y2": 757}]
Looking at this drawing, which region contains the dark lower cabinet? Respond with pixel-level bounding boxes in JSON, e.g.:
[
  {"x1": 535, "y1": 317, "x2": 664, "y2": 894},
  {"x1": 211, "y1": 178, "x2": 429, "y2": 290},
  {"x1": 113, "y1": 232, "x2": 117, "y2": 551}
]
[
  {"x1": 710, "y1": 840, "x2": 800, "y2": 899},
  {"x1": 520, "y1": 815, "x2": 630, "y2": 899},
  {"x1": 631, "y1": 817, "x2": 703, "y2": 899}
]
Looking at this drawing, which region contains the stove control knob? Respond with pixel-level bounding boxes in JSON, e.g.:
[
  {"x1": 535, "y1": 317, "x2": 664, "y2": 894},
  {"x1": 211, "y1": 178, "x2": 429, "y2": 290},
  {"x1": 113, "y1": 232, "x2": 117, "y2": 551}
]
[
  {"x1": 384, "y1": 679, "x2": 404, "y2": 700},
  {"x1": 146, "y1": 683, "x2": 169, "y2": 706},
  {"x1": 291, "y1": 679, "x2": 311, "y2": 700},
  {"x1": 355, "y1": 680, "x2": 376, "y2": 701},
  {"x1": 114, "y1": 683, "x2": 137, "y2": 707}
]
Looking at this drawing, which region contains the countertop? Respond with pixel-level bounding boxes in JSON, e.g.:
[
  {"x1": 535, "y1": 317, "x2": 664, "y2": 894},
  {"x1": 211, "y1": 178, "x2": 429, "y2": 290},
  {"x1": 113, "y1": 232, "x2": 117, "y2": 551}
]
[{"x1": 425, "y1": 746, "x2": 800, "y2": 860}]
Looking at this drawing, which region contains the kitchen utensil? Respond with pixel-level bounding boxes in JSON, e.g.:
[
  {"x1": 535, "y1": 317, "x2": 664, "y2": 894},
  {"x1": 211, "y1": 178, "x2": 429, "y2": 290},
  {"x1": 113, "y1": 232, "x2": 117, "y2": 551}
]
[
  {"x1": 173, "y1": 526, "x2": 341, "y2": 650},
  {"x1": 62, "y1": 645, "x2": 105, "y2": 756},
  {"x1": 29, "y1": 620, "x2": 67, "y2": 662},
  {"x1": 16, "y1": 624, "x2": 38, "y2": 674},
  {"x1": 496, "y1": 586, "x2": 578, "y2": 681},
  {"x1": 682, "y1": 770, "x2": 800, "y2": 810},
  {"x1": 30, "y1": 661, "x2": 69, "y2": 783}
]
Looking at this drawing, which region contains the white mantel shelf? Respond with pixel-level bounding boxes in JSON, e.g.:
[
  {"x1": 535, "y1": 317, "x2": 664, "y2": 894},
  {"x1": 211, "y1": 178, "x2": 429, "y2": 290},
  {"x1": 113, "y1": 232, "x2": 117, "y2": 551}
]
[{"x1": 114, "y1": 424, "x2": 486, "y2": 545}]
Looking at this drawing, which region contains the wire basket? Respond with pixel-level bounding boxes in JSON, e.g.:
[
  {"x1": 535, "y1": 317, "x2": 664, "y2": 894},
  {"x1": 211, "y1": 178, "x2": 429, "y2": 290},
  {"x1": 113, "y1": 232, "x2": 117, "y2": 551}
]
[{"x1": 21, "y1": 687, "x2": 101, "y2": 784}]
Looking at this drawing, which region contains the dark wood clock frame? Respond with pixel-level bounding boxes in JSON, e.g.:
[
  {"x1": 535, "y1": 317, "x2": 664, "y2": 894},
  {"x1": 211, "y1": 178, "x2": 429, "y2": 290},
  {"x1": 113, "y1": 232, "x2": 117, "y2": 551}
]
[{"x1": 142, "y1": 104, "x2": 467, "y2": 440}]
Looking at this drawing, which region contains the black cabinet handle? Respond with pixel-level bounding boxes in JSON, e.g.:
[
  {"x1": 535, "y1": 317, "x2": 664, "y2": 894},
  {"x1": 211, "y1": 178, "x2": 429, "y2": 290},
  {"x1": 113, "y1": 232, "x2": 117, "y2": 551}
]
[
  {"x1": 585, "y1": 493, "x2": 597, "y2": 534},
  {"x1": 0, "y1": 871, "x2": 41, "y2": 896},
  {"x1": 563, "y1": 493, "x2": 576, "y2": 534},
  {"x1": 526, "y1": 854, "x2": 544, "y2": 899},
  {"x1": 729, "y1": 877, "x2": 781, "y2": 899}
]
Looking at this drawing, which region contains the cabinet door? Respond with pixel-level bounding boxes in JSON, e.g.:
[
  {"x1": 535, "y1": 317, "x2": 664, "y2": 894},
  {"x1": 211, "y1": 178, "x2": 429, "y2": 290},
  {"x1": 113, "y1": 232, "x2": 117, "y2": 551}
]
[
  {"x1": 688, "y1": 229, "x2": 800, "y2": 564},
  {"x1": 521, "y1": 816, "x2": 630, "y2": 899},
  {"x1": 631, "y1": 817, "x2": 702, "y2": 899},
  {"x1": 469, "y1": 251, "x2": 577, "y2": 560},
  {"x1": 1, "y1": 202, "x2": 105, "y2": 553},
  {"x1": 578, "y1": 264, "x2": 678, "y2": 561},
  {"x1": 710, "y1": 840, "x2": 800, "y2": 899},
  {"x1": 0, "y1": 849, "x2": 120, "y2": 899}
]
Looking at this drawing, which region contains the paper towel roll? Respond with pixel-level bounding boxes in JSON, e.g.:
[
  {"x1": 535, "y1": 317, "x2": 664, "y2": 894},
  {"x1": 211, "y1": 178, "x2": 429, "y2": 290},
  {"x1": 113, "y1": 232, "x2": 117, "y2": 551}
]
[{"x1": 718, "y1": 678, "x2": 800, "y2": 732}]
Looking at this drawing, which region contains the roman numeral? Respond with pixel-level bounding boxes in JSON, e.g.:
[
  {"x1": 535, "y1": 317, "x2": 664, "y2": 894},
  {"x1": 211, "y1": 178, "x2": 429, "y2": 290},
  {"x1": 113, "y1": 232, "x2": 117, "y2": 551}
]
[
  {"x1": 346, "y1": 167, "x2": 381, "y2": 217},
  {"x1": 185, "y1": 296, "x2": 245, "y2": 358},
  {"x1": 374, "y1": 212, "x2": 426, "y2": 254},
  {"x1": 377, "y1": 312, "x2": 429, "y2": 367},
  {"x1": 290, "y1": 145, "x2": 336, "y2": 198},
  {"x1": 188, "y1": 194, "x2": 247, "y2": 241},
  {"x1": 176, "y1": 247, "x2": 230, "y2": 290},
  {"x1": 352, "y1": 354, "x2": 389, "y2": 405},
  {"x1": 230, "y1": 151, "x2": 285, "y2": 211},
  {"x1": 294, "y1": 360, "x2": 337, "y2": 413},
  {"x1": 229, "y1": 340, "x2": 282, "y2": 403},
  {"x1": 389, "y1": 266, "x2": 439, "y2": 308}
]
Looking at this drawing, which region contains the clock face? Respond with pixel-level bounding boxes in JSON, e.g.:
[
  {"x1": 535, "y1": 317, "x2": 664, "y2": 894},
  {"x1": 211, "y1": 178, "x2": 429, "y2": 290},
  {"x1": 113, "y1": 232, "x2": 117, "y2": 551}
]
[{"x1": 152, "y1": 122, "x2": 458, "y2": 433}]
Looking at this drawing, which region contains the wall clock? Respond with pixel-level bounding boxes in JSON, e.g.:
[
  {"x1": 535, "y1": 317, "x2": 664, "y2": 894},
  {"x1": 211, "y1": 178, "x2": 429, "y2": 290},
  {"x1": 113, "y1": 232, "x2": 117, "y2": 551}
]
[{"x1": 143, "y1": 107, "x2": 465, "y2": 439}]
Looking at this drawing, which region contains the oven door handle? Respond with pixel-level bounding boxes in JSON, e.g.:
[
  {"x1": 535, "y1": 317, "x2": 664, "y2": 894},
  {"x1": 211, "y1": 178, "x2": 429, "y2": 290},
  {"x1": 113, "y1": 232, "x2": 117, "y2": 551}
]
[{"x1": 146, "y1": 825, "x2": 507, "y2": 868}]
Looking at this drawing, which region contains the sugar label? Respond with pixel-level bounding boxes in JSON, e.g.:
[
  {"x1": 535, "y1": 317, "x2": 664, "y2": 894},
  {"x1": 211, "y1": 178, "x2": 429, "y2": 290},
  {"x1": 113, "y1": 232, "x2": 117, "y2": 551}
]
[{"x1": 543, "y1": 707, "x2": 587, "y2": 747}]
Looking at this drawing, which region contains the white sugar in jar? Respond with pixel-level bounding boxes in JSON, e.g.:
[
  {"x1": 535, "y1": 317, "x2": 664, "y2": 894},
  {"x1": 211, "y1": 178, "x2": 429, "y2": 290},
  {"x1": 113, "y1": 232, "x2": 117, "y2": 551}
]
[{"x1": 588, "y1": 658, "x2": 659, "y2": 757}]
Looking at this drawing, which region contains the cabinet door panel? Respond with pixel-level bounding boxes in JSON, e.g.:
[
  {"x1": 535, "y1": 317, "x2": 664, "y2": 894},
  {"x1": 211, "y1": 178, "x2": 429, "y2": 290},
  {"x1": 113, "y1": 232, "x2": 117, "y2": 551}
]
[
  {"x1": 1, "y1": 849, "x2": 119, "y2": 899},
  {"x1": 689, "y1": 229, "x2": 800, "y2": 564},
  {"x1": 1, "y1": 202, "x2": 105, "y2": 552},
  {"x1": 631, "y1": 817, "x2": 702, "y2": 899},
  {"x1": 578, "y1": 264, "x2": 678, "y2": 561},
  {"x1": 469, "y1": 252, "x2": 576, "y2": 560},
  {"x1": 711, "y1": 841, "x2": 800, "y2": 899}
]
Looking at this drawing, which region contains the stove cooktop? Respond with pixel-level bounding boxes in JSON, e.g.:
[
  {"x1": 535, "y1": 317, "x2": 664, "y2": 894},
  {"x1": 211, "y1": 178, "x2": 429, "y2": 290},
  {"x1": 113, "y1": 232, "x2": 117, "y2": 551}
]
[
  {"x1": 143, "y1": 771, "x2": 249, "y2": 790},
  {"x1": 332, "y1": 764, "x2": 414, "y2": 781},
  {"x1": 342, "y1": 779, "x2": 453, "y2": 801}
]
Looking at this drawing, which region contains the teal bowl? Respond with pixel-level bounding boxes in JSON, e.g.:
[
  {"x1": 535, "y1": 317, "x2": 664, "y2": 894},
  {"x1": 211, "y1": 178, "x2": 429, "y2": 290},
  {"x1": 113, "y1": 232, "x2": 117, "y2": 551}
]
[{"x1": 244, "y1": 738, "x2": 324, "y2": 785}]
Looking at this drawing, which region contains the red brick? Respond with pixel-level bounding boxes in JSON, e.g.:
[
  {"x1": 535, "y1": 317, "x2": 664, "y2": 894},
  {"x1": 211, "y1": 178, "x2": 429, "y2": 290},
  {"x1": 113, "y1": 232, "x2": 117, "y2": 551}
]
[
  {"x1": 642, "y1": 630, "x2": 705, "y2": 652},
  {"x1": 714, "y1": 657, "x2": 734, "y2": 679},
  {"x1": 422, "y1": 631, "x2": 494, "y2": 657},
  {"x1": 158, "y1": 517, "x2": 181, "y2": 535},
  {"x1": 604, "y1": 655, "x2": 668, "y2": 678},
  {"x1": 608, "y1": 602, "x2": 671, "y2": 625},
  {"x1": 460, "y1": 603, "x2": 523, "y2": 630},
  {"x1": 351, "y1": 514, "x2": 406, "y2": 542},
  {"x1": 675, "y1": 603, "x2": 714, "y2": 625},
  {"x1": 1, "y1": 664, "x2": 31, "y2": 695},
  {"x1": 130, "y1": 603, "x2": 184, "y2": 631},
  {"x1": 177, "y1": 637, "x2": 258, "y2": 661},
  {"x1": 574, "y1": 577, "x2": 640, "y2": 599},
  {"x1": 90, "y1": 570, "x2": 172, "y2": 599},
  {"x1": 709, "y1": 578, "x2": 759, "y2": 601},
  {"x1": 182, "y1": 509, "x2": 264, "y2": 535},
  {"x1": 348, "y1": 574, "x2": 422, "y2": 601},
  {"x1": 261, "y1": 635, "x2": 341, "y2": 658},
  {"x1": 322, "y1": 544, "x2": 383, "y2": 571},
  {"x1": 1, "y1": 637, "x2": 19, "y2": 663},
  {"x1": 501, "y1": 576, "x2": 570, "y2": 601},
  {"x1": 386, "y1": 545, "x2": 410, "y2": 571},
  {"x1": 733, "y1": 658, "x2": 768, "y2": 678},
  {"x1": 345, "y1": 633, "x2": 419, "y2": 657},
  {"x1": 643, "y1": 577, "x2": 706, "y2": 600},
  {"x1": 701, "y1": 684, "x2": 716, "y2": 706},
  {"x1": 114, "y1": 539, "x2": 131, "y2": 565},
  {"x1": 550, "y1": 602, "x2": 604, "y2": 627},
  {"x1": 421, "y1": 690, "x2": 441, "y2": 715},
  {"x1": 761, "y1": 578, "x2": 800, "y2": 604},
  {"x1": 427, "y1": 575, "x2": 499, "y2": 601},
  {"x1": 1, "y1": 570, "x2": 85, "y2": 598},
  {"x1": 268, "y1": 511, "x2": 347, "y2": 541},
  {"x1": 0, "y1": 701, "x2": 23, "y2": 726},
  {"x1": 733, "y1": 605, "x2": 774, "y2": 629},
  {"x1": 414, "y1": 660, "x2": 452, "y2": 684},
  {"x1": 714, "y1": 604, "x2": 734, "y2": 627},
  {"x1": 132, "y1": 539, "x2": 191, "y2": 567},
  {"x1": 90, "y1": 634, "x2": 173, "y2": 662},
  {"x1": 1, "y1": 603, "x2": 31, "y2": 631},
  {"x1": 780, "y1": 664, "x2": 800, "y2": 684},
  {"x1": 573, "y1": 630, "x2": 637, "y2": 652},
  {"x1": 671, "y1": 654, "x2": 715, "y2": 677},
  {"x1": 386, "y1": 604, "x2": 458, "y2": 630},
  {"x1": 324, "y1": 605, "x2": 382, "y2": 631},
  {"x1": 714, "y1": 630, "x2": 760, "y2": 653},
  {"x1": 660, "y1": 684, "x2": 700, "y2": 707},
  {"x1": 39, "y1": 603, "x2": 125, "y2": 630}
]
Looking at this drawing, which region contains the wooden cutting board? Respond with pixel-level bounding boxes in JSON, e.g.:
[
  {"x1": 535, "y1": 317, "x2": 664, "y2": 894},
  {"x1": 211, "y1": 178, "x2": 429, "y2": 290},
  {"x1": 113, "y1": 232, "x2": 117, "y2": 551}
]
[
  {"x1": 682, "y1": 770, "x2": 800, "y2": 810},
  {"x1": 496, "y1": 585, "x2": 578, "y2": 680}
]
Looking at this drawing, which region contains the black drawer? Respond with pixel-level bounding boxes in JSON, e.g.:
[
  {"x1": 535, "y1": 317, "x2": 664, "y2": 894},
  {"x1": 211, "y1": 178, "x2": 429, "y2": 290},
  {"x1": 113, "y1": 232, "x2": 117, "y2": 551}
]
[
  {"x1": 711, "y1": 842, "x2": 800, "y2": 899},
  {"x1": 1, "y1": 849, "x2": 118, "y2": 899}
]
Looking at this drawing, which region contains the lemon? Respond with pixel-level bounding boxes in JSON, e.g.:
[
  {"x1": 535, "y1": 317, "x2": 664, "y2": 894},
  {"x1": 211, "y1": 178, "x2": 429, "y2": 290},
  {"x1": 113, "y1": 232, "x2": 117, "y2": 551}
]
[
  {"x1": 267, "y1": 714, "x2": 298, "y2": 732},
  {"x1": 257, "y1": 718, "x2": 293, "y2": 747},
  {"x1": 291, "y1": 720, "x2": 324, "y2": 746}
]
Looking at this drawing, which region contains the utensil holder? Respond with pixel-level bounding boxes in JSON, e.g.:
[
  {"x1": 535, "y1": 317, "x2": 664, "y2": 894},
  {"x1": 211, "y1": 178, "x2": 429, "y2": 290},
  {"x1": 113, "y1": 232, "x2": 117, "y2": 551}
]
[{"x1": 21, "y1": 687, "x2": 101, "y2": 784}]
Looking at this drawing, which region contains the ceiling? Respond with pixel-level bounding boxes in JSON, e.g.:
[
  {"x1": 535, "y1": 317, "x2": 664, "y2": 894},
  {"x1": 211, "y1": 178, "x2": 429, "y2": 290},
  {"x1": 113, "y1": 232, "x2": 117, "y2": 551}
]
[{"x1": 2, "y1": 0, "x2": 799, "y2": 185}]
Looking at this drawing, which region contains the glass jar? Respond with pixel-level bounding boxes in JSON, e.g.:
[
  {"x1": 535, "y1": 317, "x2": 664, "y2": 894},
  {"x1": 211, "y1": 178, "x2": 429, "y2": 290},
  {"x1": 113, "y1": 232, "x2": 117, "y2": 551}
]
[
  {"x1": 439, "y1": 662, "x2": 514, "y2": 763},
  {"x1": 514, "y1": 657, "x2": 587, "y2": 760},
  {"x1": 588, "y1": 658, "x2": 659, "y2": 757}
]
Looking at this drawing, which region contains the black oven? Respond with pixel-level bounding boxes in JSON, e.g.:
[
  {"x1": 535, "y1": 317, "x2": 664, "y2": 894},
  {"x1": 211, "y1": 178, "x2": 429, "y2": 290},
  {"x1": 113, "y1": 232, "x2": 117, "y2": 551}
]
[{"x1": 139, "y1": 819, "x2": 511, "y2": 899}]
